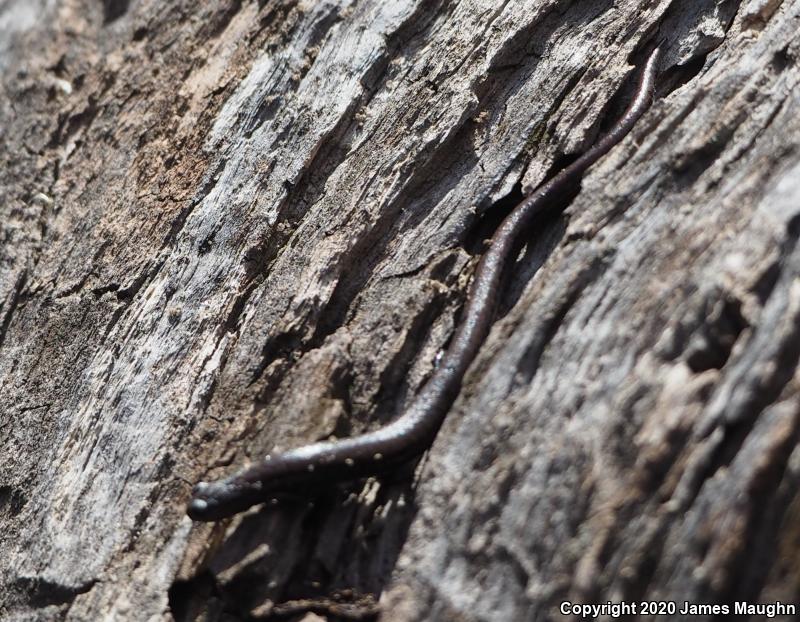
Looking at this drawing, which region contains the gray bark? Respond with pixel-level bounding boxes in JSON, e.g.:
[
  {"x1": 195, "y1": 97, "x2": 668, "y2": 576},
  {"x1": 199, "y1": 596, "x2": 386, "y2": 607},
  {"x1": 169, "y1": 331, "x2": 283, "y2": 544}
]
[{"x1": 1, "y1": 0, "x2": 799, "y2": 620}]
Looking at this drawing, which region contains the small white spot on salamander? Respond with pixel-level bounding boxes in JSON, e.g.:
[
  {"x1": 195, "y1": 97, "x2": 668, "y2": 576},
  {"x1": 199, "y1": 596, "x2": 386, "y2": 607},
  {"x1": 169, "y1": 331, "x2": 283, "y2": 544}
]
[
  {"x1": 307, "y1": 464, "x2": 315, "y2": 472},
  {"x1": 373, "y1": 453, "x2": 383, "y2": 461},
  {"x1": 345, "y1": 458, "x2": 355, "y2": 467}
]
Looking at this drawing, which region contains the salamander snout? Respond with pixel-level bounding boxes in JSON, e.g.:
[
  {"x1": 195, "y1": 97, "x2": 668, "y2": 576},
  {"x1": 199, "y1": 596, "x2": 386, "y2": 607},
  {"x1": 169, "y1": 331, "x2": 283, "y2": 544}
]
[{"x1": 187, "y1": 481, "x2": 225, "y2": 521}]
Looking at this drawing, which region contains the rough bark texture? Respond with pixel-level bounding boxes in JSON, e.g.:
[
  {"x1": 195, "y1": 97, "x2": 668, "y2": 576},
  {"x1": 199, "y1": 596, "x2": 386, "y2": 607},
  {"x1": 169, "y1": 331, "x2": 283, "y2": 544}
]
[{"x1": 2, "y1": 0, "x2": 800, "y2": 620}]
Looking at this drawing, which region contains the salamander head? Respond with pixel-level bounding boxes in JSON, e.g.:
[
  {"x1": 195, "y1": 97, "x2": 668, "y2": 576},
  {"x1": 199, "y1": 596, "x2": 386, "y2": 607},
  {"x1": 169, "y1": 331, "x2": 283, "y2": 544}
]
[{"x1": 187, "y1": 479, "x2": 266, "y2": 521}]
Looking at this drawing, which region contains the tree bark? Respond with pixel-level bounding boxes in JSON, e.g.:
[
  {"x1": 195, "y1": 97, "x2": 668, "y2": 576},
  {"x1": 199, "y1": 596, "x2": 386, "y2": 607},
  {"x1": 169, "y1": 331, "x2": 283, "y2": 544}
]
[{"x1": 2, "y1": 0, "x2": 799, "y2": 620}]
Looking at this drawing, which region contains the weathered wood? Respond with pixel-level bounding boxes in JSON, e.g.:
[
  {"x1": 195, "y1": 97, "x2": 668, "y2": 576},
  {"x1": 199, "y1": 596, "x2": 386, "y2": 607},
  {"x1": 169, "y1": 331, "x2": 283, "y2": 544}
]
[{"x1": 1, "y1": 0, "x2": 799, "y2": 620}]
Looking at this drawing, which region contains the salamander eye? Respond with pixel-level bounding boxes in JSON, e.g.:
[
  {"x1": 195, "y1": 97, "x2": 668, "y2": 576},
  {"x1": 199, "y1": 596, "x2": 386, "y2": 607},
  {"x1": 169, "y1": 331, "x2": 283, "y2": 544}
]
[{"x1": 192, "y1": 481, "x2": 211, "y2": 495}]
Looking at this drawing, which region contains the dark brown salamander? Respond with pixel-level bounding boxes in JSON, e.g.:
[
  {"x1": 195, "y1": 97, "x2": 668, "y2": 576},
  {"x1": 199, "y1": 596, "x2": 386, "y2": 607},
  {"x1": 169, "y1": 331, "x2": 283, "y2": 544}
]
[{"x1": 188, "y1": 47, "x2": 661, "y2": 521}]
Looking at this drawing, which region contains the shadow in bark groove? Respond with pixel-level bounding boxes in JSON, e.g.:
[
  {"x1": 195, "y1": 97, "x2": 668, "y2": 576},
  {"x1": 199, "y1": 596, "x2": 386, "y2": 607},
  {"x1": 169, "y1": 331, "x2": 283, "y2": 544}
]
[
  {"x1": 102, "y1": 0, "x2": 130, "y2": 24},
  {"x1": 171, "y1": 474, "x2": 418, "y2": 621},
  {"x1": 11, "y1": 576, "x2": 98, "y2": 610}
]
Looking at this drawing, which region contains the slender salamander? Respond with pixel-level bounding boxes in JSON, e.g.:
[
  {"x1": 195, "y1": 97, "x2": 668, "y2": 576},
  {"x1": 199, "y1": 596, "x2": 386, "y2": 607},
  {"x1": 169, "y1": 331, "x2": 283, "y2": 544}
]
[{"x1": 188, "y1": 47, "x2": 661, "y2": 521}]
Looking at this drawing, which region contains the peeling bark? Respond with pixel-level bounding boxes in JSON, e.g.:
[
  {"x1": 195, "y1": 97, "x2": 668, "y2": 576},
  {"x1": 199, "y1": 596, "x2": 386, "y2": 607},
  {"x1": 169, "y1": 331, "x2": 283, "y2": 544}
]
[{"x1": 2, "y1": 1, "x2": 800, "y2": 621}]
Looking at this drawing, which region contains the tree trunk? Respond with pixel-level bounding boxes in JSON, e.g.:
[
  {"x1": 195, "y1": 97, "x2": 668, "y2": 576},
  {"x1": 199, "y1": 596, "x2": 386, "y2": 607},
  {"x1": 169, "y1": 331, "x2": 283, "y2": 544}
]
[{"x1": 2, "y1": 0, "x2": 799, "y2": 620}]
